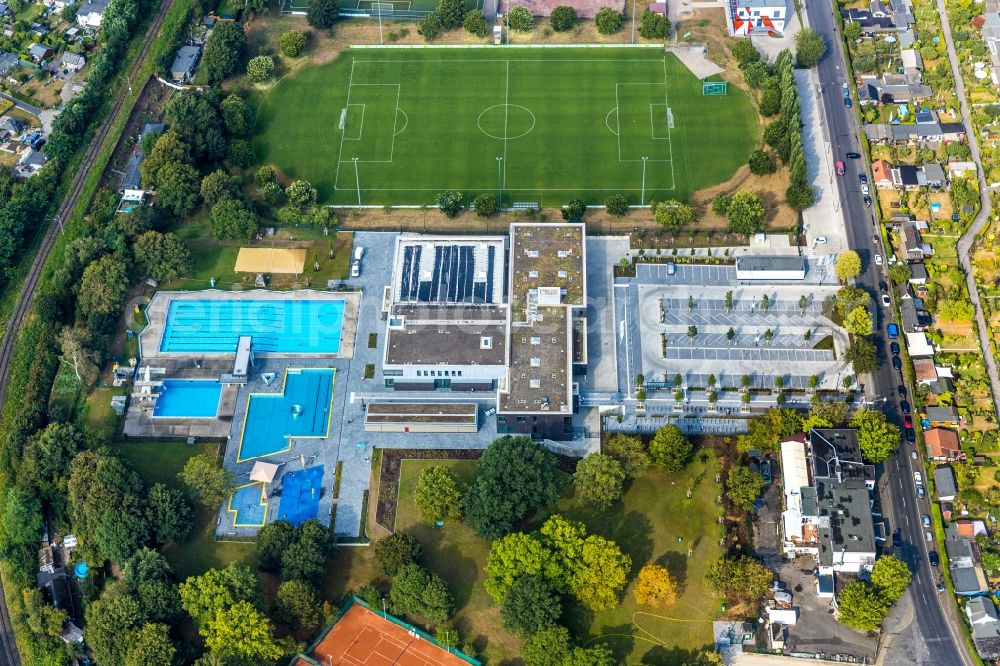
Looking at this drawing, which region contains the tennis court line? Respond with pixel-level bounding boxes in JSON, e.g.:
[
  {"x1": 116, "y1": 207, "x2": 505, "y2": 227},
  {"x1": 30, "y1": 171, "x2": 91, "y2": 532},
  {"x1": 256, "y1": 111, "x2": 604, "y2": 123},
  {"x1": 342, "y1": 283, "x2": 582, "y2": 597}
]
[{"x1": 334, "y1": 58, "x2": 357, "y2": 193}]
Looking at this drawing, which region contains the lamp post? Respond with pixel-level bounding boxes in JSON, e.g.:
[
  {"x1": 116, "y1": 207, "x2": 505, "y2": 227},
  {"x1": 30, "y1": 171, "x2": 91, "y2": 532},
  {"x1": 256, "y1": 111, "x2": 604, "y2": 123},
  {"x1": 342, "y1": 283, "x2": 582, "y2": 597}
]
[
  {"x1": 496, "y1": 155, "x2": 503, "y2": 207},
  {"x1": 352, "y1": 157, "x2": 361, "y2": 210},
  {"x1": 640, "y1": 156, "x2": 649, "y2": 207},
  {"x1": 378, "y1": 1, "x2": 384, "y2": 45}
]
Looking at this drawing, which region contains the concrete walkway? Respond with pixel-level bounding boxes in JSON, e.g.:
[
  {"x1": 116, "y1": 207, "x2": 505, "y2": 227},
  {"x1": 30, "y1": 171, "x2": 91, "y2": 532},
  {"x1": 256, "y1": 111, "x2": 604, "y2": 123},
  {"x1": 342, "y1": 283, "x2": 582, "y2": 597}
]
[{"x1": 938, "y1": 0, "x2": 1000, "y2": 423}]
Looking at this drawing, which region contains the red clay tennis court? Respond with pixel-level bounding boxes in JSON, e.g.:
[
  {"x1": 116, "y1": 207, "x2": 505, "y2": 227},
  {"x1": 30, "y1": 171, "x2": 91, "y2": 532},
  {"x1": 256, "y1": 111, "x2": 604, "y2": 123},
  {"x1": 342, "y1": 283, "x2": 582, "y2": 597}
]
[{"x1": 304, "y1": 603, "x2": 475, "y2": 666}]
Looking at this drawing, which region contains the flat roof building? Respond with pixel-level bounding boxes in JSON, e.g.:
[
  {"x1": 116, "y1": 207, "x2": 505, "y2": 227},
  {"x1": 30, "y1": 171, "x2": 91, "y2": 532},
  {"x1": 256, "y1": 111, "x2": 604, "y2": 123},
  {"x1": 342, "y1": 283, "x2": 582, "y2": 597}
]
[{"x1": 809, "y1": 428, "x2": 875, "y2": 489}]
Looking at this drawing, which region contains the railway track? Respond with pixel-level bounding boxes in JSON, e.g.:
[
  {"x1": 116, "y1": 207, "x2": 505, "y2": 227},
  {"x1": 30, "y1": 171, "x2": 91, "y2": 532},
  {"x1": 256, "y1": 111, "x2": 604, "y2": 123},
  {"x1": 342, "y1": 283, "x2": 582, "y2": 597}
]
[{"x1": 0, "y1": 1, "x2": 173, "y2": 662}]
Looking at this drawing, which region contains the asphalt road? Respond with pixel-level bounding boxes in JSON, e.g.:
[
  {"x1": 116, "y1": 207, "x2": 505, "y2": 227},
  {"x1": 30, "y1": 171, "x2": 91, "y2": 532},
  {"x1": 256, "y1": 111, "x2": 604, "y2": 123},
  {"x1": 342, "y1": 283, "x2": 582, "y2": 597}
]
[{"x1": 806, "y1": 4, "x2": 974, "y2": 665}]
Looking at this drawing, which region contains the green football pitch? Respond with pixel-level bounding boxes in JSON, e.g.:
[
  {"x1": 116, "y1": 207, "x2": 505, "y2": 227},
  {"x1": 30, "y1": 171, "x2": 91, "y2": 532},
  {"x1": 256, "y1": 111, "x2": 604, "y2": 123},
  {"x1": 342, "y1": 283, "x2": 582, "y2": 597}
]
[{"x1": 254, "y1": 47, "x2": 759, "y2": 207}]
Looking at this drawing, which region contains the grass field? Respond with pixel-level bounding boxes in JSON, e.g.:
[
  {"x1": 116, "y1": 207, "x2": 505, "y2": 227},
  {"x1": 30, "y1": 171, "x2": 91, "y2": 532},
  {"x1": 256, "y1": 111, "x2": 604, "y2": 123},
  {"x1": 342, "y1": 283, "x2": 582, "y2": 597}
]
[{"x1": 255, "y1": 47, "x2": 758, "y2": 207}]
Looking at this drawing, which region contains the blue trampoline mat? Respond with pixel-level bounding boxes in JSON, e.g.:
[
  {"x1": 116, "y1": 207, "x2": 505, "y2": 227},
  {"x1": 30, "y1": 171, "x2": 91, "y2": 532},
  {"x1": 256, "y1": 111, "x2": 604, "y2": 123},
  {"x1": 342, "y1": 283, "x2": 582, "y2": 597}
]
[{"x1": 278, "y1": 465, "x2": 324, "y2": 526}]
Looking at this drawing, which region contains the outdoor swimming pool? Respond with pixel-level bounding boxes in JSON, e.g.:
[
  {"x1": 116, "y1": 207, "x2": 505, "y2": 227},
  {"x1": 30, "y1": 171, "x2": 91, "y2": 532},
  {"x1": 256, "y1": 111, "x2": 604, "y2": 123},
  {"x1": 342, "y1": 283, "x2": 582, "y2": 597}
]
[
  {"x1": 160, "y1": 299, "x2": 345, "y2": 354},
  {"x1": 229, "y1": 483, "x2": 267, "y2": 527},
  {"x1": 152, "y1": 380, "x2": 222, "y2": 418},
  {"x1": 238, "y1": 369, "x2": 335, "y2": 461}
]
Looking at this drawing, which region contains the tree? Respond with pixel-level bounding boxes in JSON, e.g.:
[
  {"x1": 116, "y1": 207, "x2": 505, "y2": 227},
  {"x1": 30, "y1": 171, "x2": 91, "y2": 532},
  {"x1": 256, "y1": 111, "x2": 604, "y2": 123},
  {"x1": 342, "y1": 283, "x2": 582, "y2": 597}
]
[
  {"x1": 221, "y1": 94, "x2": 255, "y2": 137},
  {"x1": 653, "y1": 199, "x2": 695, "y2": 230},
  {"x1": 844, "y1": 306, "x2": 873, "y2": 337},
  {"x1": 146, "y1": 483, "x2": 192, "y2": 544},
  {"x1": 85, "y1": 590, "x2": 143, "y2": 665},
  {"x1": 20, "y1": 423, "x2": 84, "y2": 504},
  {"x1": 135, "y1": 231, "x2": 191, "y2": 283},
  {"x1": 79, "y1": 255, "x2": 127, "y2": 317},
  {"x1": 436, "y1": 0, "x2": 466, "y2": 28},
  {"x1": 22, "y1": 588, "x2": 67, "y2": 640},
  {"x1": 837, "y1": 580, "x2": 889, "y2": 631},
  {"x1": 389, "y1": 564, "x2": 454, "y2": 625},
  {"x1": 281, "y1": 520, "x2": 333, "y2": 586},
  {"x1": 200, "y1": 170, "x2": 236, "y2": 206},
  {"x1": 465, "y1": 436, "x2": 558, "y2": 539},
  {"x1": 437, "y1": 191, "x2": 463, "y2": 217},
  {"x1": 245, "y1": 0, "x2": 268, "y2": 15},
  {"x1": 870, "y1": 554, "x2": 912, "y2": 601},
  {"x1": 846, "y1": 338, "x2": 878, "y2": 375},
  {"x1": 374, "y1": 532, "x2": 423, "y2": 576},
  {"x1": 982, "y1": 550, "x2": 1000, "y2": 577},
  {"x1": 562, "y1": 199, "x2": 586, "y2": 222},
  {"x1": 649, "y1": 424, "x2": 691, "y2": 472},
  {"x1": 732, "y1": 39, "x2": 760, "y2": 66},
  {"x1": 748, "y1": 149, "x2": 775, "y2": 175},
  {"x1": 712, "y1": 194, "x2": 732, "y2": 216},
  {"x1": 124, "y1": 623, "x2": 176, "y2": 666},
  {"x1": 500, "y1": 575, "x2": 561, "y2": 638},
  {"x1": 633, "y1": 564, "x2": 678, "y2": 608},
  {"x1": 61, "y1": 2, "x2": 79, "y2": 22},
  {"x1": 0, "y1": 488, "x2": 42, "y2": 552},
  {"x1": 287, "y1": 180, "x2": 318, "y2": 208},
  {"x1": 505, "y1": 5, "x2": 533, "y2": 31},
  {"x1": 726, "y1": 191, "x2": 766, "y2": 235},
  {"x1": 835, "y1": 286, "x2": 872, "y2": 317},
  {"x1": 889, "y1": 262, "x2": 910, "y2": 285},
  {"x1": 727, "y1": 466, "x2": 765, "y2": 511},
  {"x1": 851, "y1": 409, "x2": 901, "y2": 463},
  {"x1": 463, "y1": 9, "x2": 490, "y2": 36},
  {"x1": 473, "y1": 193, "x2": 498, "y2": 217},
  {"x1": 603, "y1": 434, "x2": 649, "y2": 478},
  {"x1": 638, "y1": 9, "x2": 669, "y2": 40},
  {"x1": 419, "y1": 11, "x2": 442, "y2": 39},
  {"x1": 835, "y1": 250, "x2": 862, "y2": 283},
  {"x1": 210, "y1": 197, "x2": 258, "y2": 241},
  {"x1": 165, "y1": 93, "x2": 226, "y2": 164},
  {"x1": 122, "y1": 549, "x2": 182, "y2": 623},
  {"x1": 741, "y1": 61, "x2": 769, "y2": 88},
  {"x1": 203, "y1": 600, "x2": 283, "y2": 663},
  {"x1": 595, "y1": 6, "x2": 622, "y2": 34},
  {"x1": 550, "y1": 5, "x2": 577, "y2": 30},
  {"x1": 795, "y1": 27, "x2": 827, "y2": 67},
  {"x1": 414, "y1": 465, "x2": 464, "y2": 523},
  {"x1": 68, "y1": 451, "x2": 149, "y2": 563},
  {"x1": 759, "y1": 86, "x2": 781, "y2": 116},
  {"x1": 247, "y1": 55, "x2": 275, "y2": 82},
  {"x1": 256, "y1": 521, "x2": 297, "y2": 572},
  {"x1": 843, "y1": 20, "x2": 862, "y2": 41},
  {"x1": 523, "y1": 624, "x2": 614, "y2": 666},
  {"x1": 573, "y1": 454, "x2": 625, "y2": 509},
  {"x1": 156, "y1": 161, "x2": 201, "y2": 217},
  {"x1": 565, "y1": 532, "x2": 630, "y2": 611},
  {"x1": 307, "y1": 0, "x2": 339, "y2": 29},
  {"x1": 203, "y1": 21, "x2": 246, "y2": 84},
  {"x1": 141, "y1": 130, "x2": 191, "y2": 186},
  {"x1": 179, "y1": 563, "x2": 260, "y2": 626},
  {"x1": 705, "y1": 555, "x2": 772, "y2": 603},
  {"x1": 605, "y1": 193, "x2": 629, "y2": 216},
  {"x1": 280, "y1": 29, "x2": 307, "y2": 57},
  {"x1": 179, "y1": 453, "x2": 235, "y2": 508},
  {"x1": 484, "y1": 532, "x2": 553, "y2": 602},
  {"x1": 57, "y1": 326, "x2": 99, "y2": 387},
  {"x1": 274, "y1": 579, "x2": 323, "y2": 638}
]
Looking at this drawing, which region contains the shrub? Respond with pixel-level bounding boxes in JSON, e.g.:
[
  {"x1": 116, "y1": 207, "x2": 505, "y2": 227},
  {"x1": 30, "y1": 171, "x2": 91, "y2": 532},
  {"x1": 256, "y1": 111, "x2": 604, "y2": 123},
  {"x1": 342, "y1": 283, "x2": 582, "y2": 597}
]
[
  {"x1": 247, "y1": 55, "x2": 275, "y2": 82},
  {"x1": 605, "y1": 193, "x2": 629, "y2": 216},
  {"x1": 748, "y1": 149, "x2": 775, "y2": 175},
  {"x1": 505, "y1": 5, "x2": 534, "y2": 31},
  {"x1": 436, "y1": 191, "x2": 463, "y2": 217},
  {"x1": 280, "y1": 30, "x2": 306, "y2": 57},
  {"x1": 638, "y1": 9, "x2": 669, "y2": 40},
  {"x1": 594, "y1": 6, "x2": 622, "y2": 34},
  {"x1": 549, "y1": 5, "x2": 577, "y2": 31},
  {"x1": 463, "y1": 9, "x2": 490, "y2": 37},
  {"x1": 419, "y1": 11, "x2": 442, "y2": 40},
  {"x1": 473, "y1": 193, "x2": 498, "y2": 217}
]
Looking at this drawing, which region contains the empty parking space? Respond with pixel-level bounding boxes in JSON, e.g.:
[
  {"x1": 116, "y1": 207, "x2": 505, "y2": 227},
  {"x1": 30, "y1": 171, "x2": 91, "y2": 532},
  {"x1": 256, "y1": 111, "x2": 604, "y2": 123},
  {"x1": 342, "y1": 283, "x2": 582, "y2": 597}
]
[
  {"x1": 637, "y1": 263, "x2": 736, "y2": 285},
  {"x1": 665, "y1": 346, "x2": 835, "y2": 363}
]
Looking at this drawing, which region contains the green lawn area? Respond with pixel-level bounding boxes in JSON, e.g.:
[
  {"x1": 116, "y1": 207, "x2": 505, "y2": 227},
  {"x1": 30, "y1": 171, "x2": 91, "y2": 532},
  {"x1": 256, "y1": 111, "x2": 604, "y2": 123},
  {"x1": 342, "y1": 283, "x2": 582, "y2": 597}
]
[
  {"x1": 255, "y1": 48, "x2": 758, "y2": 206},
  {"x1": 391, "y1": 453, "x2": 724, "y2": 664},
  {"x1": 78, "y1": 386, "x2": 129, "y2": 440},
  {"x1": 113, "y1": 440, "x2": 256, "y2": 580}
]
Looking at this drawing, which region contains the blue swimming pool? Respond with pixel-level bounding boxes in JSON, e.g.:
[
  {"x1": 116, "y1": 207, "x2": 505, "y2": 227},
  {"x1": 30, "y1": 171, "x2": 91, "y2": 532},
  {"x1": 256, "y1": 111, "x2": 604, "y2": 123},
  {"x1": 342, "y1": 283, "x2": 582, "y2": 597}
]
[
  {"x1": 239, "y1": 369, "x2": 335, "y2": 461},
  {"x1": 160, "y1": 299, "x2": 345, "y2": 354},
  {"x1": 153, "y1": 380, "x2": 222, "y2": 418},
  {"x1": 228, "y1": 483, "x2": 267, "y2": 527}
]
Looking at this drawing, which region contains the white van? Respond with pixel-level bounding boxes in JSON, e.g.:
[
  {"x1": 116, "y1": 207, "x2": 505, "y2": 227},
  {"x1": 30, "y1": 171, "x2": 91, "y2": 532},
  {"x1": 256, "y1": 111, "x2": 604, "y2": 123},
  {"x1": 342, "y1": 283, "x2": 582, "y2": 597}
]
[{"x1": 354, "y1": 246, "x2": 364, "y2": 261}]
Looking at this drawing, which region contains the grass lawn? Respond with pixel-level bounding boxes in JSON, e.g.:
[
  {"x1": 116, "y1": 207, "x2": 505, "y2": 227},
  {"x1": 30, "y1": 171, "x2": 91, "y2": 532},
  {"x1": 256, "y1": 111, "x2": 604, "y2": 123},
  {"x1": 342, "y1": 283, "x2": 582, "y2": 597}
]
[
  {"x1": 78, "y1": 386, "x2": 128, "y2": 440},
  {"x1": 113, "y1": 440, "x2": 256, "y2": 579},
  {"x1": 255, "y1": 48, "x2": 758, "y2": 206},
  {"x1": 388, "y1": 454, "x2": 724, "y2": 664}
]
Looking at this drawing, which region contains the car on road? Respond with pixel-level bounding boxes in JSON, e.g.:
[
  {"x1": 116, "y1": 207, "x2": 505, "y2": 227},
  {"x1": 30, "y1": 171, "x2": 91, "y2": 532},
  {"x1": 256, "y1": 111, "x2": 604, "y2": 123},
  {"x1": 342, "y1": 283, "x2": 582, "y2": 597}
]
[
  {"x1": 922, "y1": 514, "x2": 931, "y2": 528},
  {"x1": 880, "y1": 281, "x2": 889, "y2": 293},
  {"x1": 842, "y1": 83, "x2": 850, "y2": 96},
  {"x1": 844, "y1": 97, "x2": 852, "y2": 107},
  {"x1": 815, "y1": 236, "x2": 827, "y2": 244},
  {"x1": 864, "y1": 195, "x2": 872, "y2": 207},
  {"x1": 906, "y1": 428, "x2": 916, "y2": 444},
  {"x1": 847, "y1": 151, "x2": 861, "y2": 159},
  {"x1": 917, "y1": 484, "x2": 926, "y2": 498},
  {"x1": 900, "y1": 400, "x2": 910, "y2": 414},
  {"x1": 875, "y1": 254, "x2": 883, "y2": 266},
  {"x1": 914, "y1": 472, "x2": 923, "y2": 485},
  {"x1": 904, "y1": 415, "x2": 913, "y2": 429},
  {"x1": 898, "y1": 384, "x2": 907, "y2": 397},
  {"x1": 859, "y1": 174, "x2": 868, "y2": 184},
  {"x1": 836, "y1": 161, "x2": 845, "y2": 176},
  {"x1": 930, "y1": 552, "x2": 940, "y2": 568},
  {"x1": 892, "y1": 356, "x2": 902, "y2": 370},
  {"x1": 882, "y1": 294, "x2": 891, "y2": 308},
  {"x1": 861, "y1": 183, "x2": 870, "y2": 195},
  {"x1": 911, "y1": 451, "x2": 917, "y2": 460},
  {"x1": 892, "y1": 528, "x2": 902, "y2": 549},
  {"x1": 890, "y1": 342, "x2": 900, "y2": 356},
  {"x1": 887, "y1": 323, "x2": 899, "y2": 339}
]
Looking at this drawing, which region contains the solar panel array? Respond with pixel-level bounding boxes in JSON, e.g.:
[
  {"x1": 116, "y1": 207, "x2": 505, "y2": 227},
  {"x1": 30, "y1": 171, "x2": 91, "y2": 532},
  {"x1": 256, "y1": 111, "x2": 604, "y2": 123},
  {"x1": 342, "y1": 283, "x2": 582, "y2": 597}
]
[{"x1": 398, "y1": 244, "x2": 497, "y2": 303}]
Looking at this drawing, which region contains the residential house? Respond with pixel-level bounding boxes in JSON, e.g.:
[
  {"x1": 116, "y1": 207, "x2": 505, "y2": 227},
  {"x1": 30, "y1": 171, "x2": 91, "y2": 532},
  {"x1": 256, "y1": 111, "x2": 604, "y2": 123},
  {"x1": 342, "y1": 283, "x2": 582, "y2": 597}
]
[
  {"x1": 119, "y1": 151, "x2": 145, "y2": 204},
  {"x1": 898, "y1": 27, "x2": 915, "y2": 47},
  {"x1": 946, "y1": 522, "x2": 989, "y2": 596},
  {"x1": 60, "y1": 52, "x2": 85, "y2": 72},
  {"x1": 16, "y1": 149, "x2": 47, "y2": 176},
  {"x1": 948, "y1": 161, "x2": 977, "y2": 178},
  {"x1": 878, "y1": 73, "x2": 932, "y2": 103},
  {"x1": 900, "y1": 222, "x2": 924, "y2": 262},
  {"x1": 934, "y1": 465, "x2": 958, "y2": 501},
  {"x1": 909, "y1": 263, "x2": 928, "y2": 284},
  {"x1": 728, "y1": 0, "x2": 787, "y2": 36},
  {"x1": 0, "y1": 50, "x2": 18, "y2": 76},
  {"x1": 841, "y1": 8, "x2": 895, "y2": 35},
  {"x1": 0, "y1": 1, "x2": 8, "y2": 17},
  {"x1": 927, "y1": 377, "x2": 956, "y2": 400},
  {"x1": 77, "y1": 0, "x2": 112, "y2": 29},
  {"x1": 899, "y1": 296, "x2": 929, "y2": 332},
  {"x1": 872, "y1": 159, "x2": 894, "y2": 189},
  {"x1": 865, "y1": 122, "x2": 963, "y2": 146},
  {"x1": 940, "y1": 122, "x2": 967, "y2": 142},
  {"x1": 986, "y1": 14, "x2": 1000, "y2": 71},
  {"x1": 925, "y1": 405, "x2": 960, "y2": 428},
  {"x1": 900, "y1": 48, "x2": 922, "y2": 74},
  {"x1": 921, "y1": 163, "x2": 947, "y2": 188},
  {"x1": 169, "y1": 44, "x2": 201, "y2": 84},
  {"x1": 966, "y1": 597, "x2": 1000, "y2": 660},
  {"x1": 0, "y1": 115, "x2": 24, "y2": 137},
  {"x1": 905, "y1": 331, "x2": 933, "y2": 357},
  {"x1": 912, "y1": 357, "x2": 938, "y2": 383},
  {"x1": 27, "y1": 43, "x2": 52, "y2": 63},
  {"x1": 925, "y1": 428, "x2": 961, "y2": 461}
]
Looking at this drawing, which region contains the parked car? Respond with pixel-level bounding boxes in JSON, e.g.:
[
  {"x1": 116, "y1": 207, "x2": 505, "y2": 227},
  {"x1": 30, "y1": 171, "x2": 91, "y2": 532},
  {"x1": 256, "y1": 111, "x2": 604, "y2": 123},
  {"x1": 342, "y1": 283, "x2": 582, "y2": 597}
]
[
  {"x1": 892, "y1": 356, "x2": 902, "y2": 370},
  {"x1": 836, "y1": 161, "x2": 845, "y2": 176},
  {"x1": 667, "y1": 262, "x2": 676, "y2": 275},
  {"x1": 906, "y1": 428, "x2": 916, "y2": 444},
  {"x1": 882, "y1": 294, "x2": 891, "y2": 307},
  {"x1": 815, "y1": 236, "x2": 828, "y2": 244},
  {"x1": 354, "y1": 246, "x2": 364, "y2": 261},
  {"x1": 892, "y1": 528, "x2": 902, "y2": 549},
  {"x1": 898, "y1": 384, "x2": 906, "y2": 397},
  {"x1": 864, "y1": 195, "x2": 872, "y2": 207},
  {"x1": 917, "y1": 485, "x2": 925, "y2": 498},
  {"x1": 930, "y1": 551, "x2": 940, "y2": 567},
  {"x1": 844, "y1": 97, "x2": 852, "y2": 107},
  {"x1": 900, "y1": 400, "x2": 910, "y2": 414},
  {"x1": 847, "y1": 151, "x2": 861, "y2": 159},
  {"x1": 842, "y1": 83, "x2": 850, "y2": 96},
  {"x1": 936, "y1": 580, "x2": 946, "y2": 593},
  {"x1": 904, "y1": 415, "x2": 913, "y2": 429},
  {"x1": 914, "y1": 472, "x2": 923, "y2": 485},
  {"x1": 887, "y1": 323, "x2": 899, "y2": 339},
  {"x1": 890, "y1": 342, "x2": 900, "y2": 356},
  {"x1": 880, "y1": 281, "x2": 889, "y2": 293},
  {"x1": 861, "y1": 183, "x2": 870, "y2": 195},
  {"x1": 875, "y1": 254, "x2": 883, "y2": 266},
  {"x1": 911, "y1": 451, "x2": 917, "y2": 460},
  {"x1": 922, "y1": 514, "x2": 931, "y2": 528},
  {"x1": 350, "y1": 261, "x2": 360, "y2": 278},
  {"x1": 859, "y1": 174, "x2": 868, "y2": 184}
]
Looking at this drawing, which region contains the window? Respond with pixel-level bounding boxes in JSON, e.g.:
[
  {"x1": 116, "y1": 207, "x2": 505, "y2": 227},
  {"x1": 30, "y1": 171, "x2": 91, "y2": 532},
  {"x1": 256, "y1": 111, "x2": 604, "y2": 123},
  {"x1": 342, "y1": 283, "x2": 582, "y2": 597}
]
[
  {"x1": 530, "y1": 358, "x2": 541, "y2": 367},
  {"x1": 529, "y1": 270, "x2": 539, "y2": 278},
  {"x1": 457, "y1": 371, "x2": 462, "y2": 377},
  {"x1": 558, "y1": 270, "x2": 568, "y2": 278},
  {"x1": 527, "y1": 250, "x2": 539, "y2": 257}
]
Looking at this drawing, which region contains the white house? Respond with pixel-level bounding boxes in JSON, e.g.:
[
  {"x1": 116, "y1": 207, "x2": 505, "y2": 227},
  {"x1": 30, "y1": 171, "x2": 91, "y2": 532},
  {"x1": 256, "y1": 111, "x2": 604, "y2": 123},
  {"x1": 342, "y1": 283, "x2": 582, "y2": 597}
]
[
  {"x1": 728, "y1": 0, "x2": 787, "y2": 36},
  {"x1": 60, "y1": 52, "x2": 85, "y2": 72},
  {"x1": 77, "y1": 0, "x2": 112, "y2": 29}
]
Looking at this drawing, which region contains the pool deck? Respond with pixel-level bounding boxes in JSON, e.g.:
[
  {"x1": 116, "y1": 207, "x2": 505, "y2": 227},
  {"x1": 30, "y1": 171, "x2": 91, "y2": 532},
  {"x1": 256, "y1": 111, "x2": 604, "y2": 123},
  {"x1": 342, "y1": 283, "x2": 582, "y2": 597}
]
[{"x1": 139, "y1": 289, "x2": 361, "y2": 361}]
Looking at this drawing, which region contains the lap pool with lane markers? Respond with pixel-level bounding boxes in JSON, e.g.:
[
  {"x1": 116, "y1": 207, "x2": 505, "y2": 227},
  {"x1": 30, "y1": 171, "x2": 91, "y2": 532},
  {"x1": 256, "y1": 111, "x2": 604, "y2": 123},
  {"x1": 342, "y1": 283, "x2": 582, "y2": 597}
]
[
  {"x1": 160, "y1": 299, "x2": 346, "y2": 354},
  {"x1": 238, "y1": 369, "x2": 335, "y2": 462}
]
